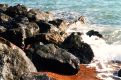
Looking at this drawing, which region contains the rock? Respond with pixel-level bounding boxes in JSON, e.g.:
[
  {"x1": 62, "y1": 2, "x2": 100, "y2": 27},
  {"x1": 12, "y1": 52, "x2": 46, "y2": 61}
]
[
  {"x1": 0, "y1": 22, "x2": 39, "y2": 48},
  {"x1": 32, "y1": 74, "x2": 54, "y2": 80},
  {"x1": 49, "y1": 19, "x2": 69, "y2": 32},
  {"x1": 68, "y1": 16, "x2": 85, "y2": 30},
  {"x1": 27, "y1": 9, "x2": 54, "y2": 21},
  {"x1": 6, "y1": 4, "x2": 27, "y2": 17},
  {"x1": 0, "y1": 12, "x2": 17, "y2": 29},
  {"x1": 0, "y1": 26, "x2": 6, "y2": 33},
  {"x1": 14, "y1": 15, "x2": 29, "y2": 24},
  {"x1": 26, "y1": 43, "x2": 80, "y2": 75},
  {"x1": 0, "y1": 37, "x2": 37, "y2": 80},
  {"x1": 0, "y1": 4, "x2": 8, "y2": 12},
  {"x1": 62, "y1": 32, "x2": 94, "y2": 64},
  {"x1": 86, "y1": 30, "x2": 103, "y2": 38},
  {"x1": 78, "y1": 16, "x2": 85, "y2": 24},
  {"x1": 118, "y1": 69, "x2": 121, "y2": 77},
  {"x1": 37, "y1": 20, "x2": 58, "y2": 33},
  {"x1": 0, "y1": 12, "x2": 12, "y2": 22},
  {"x1": 25, "y1": 31, "x2": 65, "y2": 46}
]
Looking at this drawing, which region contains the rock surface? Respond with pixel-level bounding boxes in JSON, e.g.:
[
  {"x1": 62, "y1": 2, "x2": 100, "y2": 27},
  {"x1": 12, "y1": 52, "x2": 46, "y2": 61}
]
[
  {"x1": 6, "y1": 4, "x2": 27, "y2": 17},
  {"x1": 26, "y1": 43, "x2": 80, "y2": 75},
  {"x1": 49, "y1": 19, "x2": 69, "y2": 32},
  {"x1": 0, "y1": 22, "x2": 39, "y2": 48},
  {"x1": 27, "y1": 9, "x2": 54, "y2": 21},
  {"x1": 62, "y1": 32, "x2": 94, "y2": 64},
  {"x1": 0, "y1": 37, "x2": 37, "y2": 80}
]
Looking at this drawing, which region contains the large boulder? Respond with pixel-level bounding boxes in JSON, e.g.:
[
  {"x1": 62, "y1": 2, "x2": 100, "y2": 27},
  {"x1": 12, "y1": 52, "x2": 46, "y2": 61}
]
[
  {"x1": 26, "y1": 43, "x2": 80, "y2": 75},
  {"x1": 27, "y1": 9, "x2": 54, "y2": 21},
  {"x1": 0, "y1": 22, "x2": 39, "y2": 48},
  {"x1": 6, "y1": 4, "x2": 27, "y2": 17},
  {"x1": 0, "y1": 37, "x2": 37, "y2": 80},
  {"x1": 61, "y1": 32, "x2": 94, "y2": 64},
  {"x1": 86, "y1": 30, "x2": 103, "y2": 38}
]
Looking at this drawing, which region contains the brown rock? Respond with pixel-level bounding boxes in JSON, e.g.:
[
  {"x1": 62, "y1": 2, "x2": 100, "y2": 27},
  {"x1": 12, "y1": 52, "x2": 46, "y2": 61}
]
[
  {"x1": 0, "y1": 12, "x2": 12, "y2": 22},
  {"x1": 49, "y1": 19, "x2": 69, "y2": 32},
  {"x1": 27, "y1": 9, "x2": 54, "y2": 21},
  {"x1": 0, "y1": 4, "x2": 8, "y2": 12}
]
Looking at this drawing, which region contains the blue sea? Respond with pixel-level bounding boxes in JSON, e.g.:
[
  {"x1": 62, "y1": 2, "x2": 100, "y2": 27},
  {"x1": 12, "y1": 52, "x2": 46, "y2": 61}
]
[
  {"x1": 1, "y1": 0, "x2": 121, "y2": 26},
  {"x1": 1, "y1": 0, "x2": 121, "y2": 80}
]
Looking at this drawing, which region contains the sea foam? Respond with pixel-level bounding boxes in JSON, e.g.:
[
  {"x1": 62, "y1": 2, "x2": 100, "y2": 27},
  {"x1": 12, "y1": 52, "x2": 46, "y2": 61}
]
[{"x1": 67, "y1": 23, "x2": 121, "y2": 80}]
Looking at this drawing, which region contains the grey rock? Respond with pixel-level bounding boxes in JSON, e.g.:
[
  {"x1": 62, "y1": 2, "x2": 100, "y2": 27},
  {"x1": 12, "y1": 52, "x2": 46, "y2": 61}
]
[
  {"x1": 26, "y1": 43, "x2": 80, "y2": 75},
  {"x1": 0, "y1": 37, "x2": 37, "y2": 80}
]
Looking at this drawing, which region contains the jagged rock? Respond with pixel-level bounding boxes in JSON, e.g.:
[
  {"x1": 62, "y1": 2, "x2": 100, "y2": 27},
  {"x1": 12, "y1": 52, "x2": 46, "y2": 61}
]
[
  {"x1": 27, "y1": 9, "x2": 54, "y2": 21},
  {"x1": 49, "y1": 19, "x2": 69, "y2": 32},
  {"x1": 6, "y1": 4, "x2": 27, "y2": 17},
  {"x1": 86, "y1": 30, "x2": 103, "y2": 38},
  {"x1": 26, "y1": 43, "x2": 80, "y2": 75},
  {"x1": 62, "y1": 32, "x2": 94, "y2": 64},
  {"x1": 37, "y1": 20, "x2": 58, "y2": 33},
  {"x1": 0, "y1": 4, "x2": 8, "y2": 12},
  {"x1": 0, "y1": 22, "x2": 39, "y2": 48},
  {"x1": 0, "y1": 37, "x2": 37, "y2": 80}
]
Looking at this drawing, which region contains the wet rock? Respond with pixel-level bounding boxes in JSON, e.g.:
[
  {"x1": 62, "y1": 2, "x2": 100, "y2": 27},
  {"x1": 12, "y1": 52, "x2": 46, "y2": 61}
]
[
  {"x1": 0, "y1": 37, "x2": 37, "y2": 80},
  {"x1": 6, "y1": 4, "x2": 27, "y2": 17},
  {"x1": 86, "y1": 30, "x2": 103, "y2": 38},
  {"x1": 49, "y1": 19, "x2": 69, "y2": 32},
  {"x1": 27, "y1": 9, "x2": 54, "y2": 21},
  {"x1": 0, "y1": 4, "x2": 8, "y2": 12},
  {"x1": 26, "y1": 43, "x2": 80, "y2": 75},
  {"x1": 62, "y1": 32, "x2": 94, "y2": 64}
]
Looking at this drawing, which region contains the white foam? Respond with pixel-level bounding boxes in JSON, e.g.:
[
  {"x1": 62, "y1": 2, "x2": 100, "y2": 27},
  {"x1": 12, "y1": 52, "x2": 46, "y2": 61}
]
[{"x1": 67, "y1": 23, "x2": 121, "y2": 80}]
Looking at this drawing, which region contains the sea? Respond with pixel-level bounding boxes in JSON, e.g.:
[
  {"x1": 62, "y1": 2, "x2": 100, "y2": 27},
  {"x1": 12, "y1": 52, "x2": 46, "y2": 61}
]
[{"x1": 1, "y1": 0, "x2": 121, "y2": 80}]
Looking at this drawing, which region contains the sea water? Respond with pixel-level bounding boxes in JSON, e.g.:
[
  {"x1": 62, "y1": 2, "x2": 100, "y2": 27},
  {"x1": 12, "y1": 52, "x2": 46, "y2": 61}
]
[{"x1": 1, "y1": 0, "x2": 121, "y2": 80}]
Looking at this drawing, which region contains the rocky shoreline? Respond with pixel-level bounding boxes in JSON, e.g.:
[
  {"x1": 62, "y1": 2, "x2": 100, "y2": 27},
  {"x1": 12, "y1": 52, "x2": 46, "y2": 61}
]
[{"x1": 0, "y1": 4, "x2": 101, "y2": 80}]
